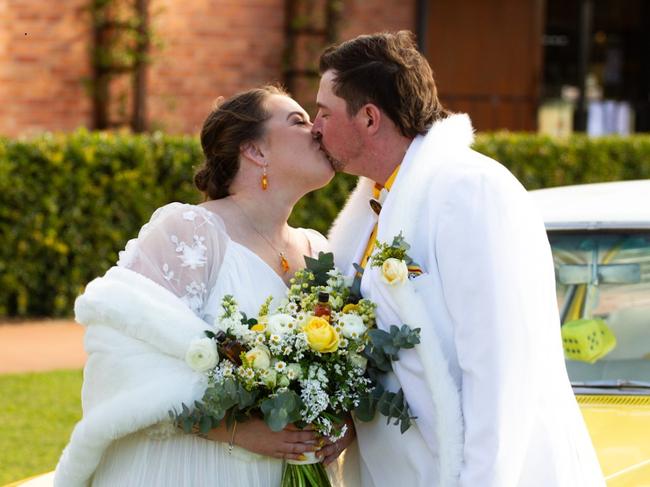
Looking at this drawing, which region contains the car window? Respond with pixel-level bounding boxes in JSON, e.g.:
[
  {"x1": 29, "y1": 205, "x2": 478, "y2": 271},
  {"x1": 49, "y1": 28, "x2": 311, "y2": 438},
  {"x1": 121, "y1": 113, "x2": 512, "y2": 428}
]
[{"x1": 549, "y1": 231, "x2": 650, "y2": 384}]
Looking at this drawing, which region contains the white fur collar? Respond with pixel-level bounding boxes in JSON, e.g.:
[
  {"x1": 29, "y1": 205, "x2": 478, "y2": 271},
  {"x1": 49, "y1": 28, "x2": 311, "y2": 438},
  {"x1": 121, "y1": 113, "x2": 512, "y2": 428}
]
[{"x1": 328, "y1": 113, "x2": 475, "y2": 268}]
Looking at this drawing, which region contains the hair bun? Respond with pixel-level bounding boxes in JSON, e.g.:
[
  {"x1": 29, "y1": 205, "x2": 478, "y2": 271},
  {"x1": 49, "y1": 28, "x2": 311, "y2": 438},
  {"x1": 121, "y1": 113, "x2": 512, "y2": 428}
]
[{"x1": 195, "y1": 85, "x2": 287, "y2": 201}]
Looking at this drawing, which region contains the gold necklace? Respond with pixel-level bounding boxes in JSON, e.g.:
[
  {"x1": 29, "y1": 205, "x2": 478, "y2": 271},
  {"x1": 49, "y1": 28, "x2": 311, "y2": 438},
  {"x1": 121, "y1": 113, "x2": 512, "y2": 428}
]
[{"x1": 230, "y1": 199, "x2": 291, "y2": 273}]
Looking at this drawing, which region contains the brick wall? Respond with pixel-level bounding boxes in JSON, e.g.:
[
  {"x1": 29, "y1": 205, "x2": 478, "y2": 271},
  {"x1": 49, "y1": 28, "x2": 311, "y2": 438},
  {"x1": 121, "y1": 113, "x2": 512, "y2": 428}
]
[
  {"x1": 147, "y1": 0, "x2": 287, "y2": 134},
  {"x1": 0, "y1": 0, "x2": 91, "y2": 137},
  {"x1": 340, "y1": 0, "x2": 415, "y2": 39},
  {"x1": 0, "y1": 0, "x2": 416, "y2": 137}
]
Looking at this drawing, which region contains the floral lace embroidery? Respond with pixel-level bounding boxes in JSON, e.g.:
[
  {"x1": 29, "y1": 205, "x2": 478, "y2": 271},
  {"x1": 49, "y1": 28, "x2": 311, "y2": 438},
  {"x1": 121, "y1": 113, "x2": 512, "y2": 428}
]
[
  {"x1": 170, "y1": 234, "x2": 208, "y2": 270},
  {"x1": 182, "y1": 210, "x2": 197, "y2": 222},
  {"x1": 181, "y1": 280, "x2": 207, "y2": 313},
  {"x1": 162, "y1": 263, "x2": 175, "y2": 282}
]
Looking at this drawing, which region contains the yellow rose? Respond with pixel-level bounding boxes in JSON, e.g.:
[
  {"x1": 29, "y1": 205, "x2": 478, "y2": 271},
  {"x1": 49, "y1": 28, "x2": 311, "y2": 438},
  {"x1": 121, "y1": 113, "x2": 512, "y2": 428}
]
[
  {"x1": 302, "y1": 316, "x2": 339, "y2": 353},
  {"x1": 251, "y1": 323, "x2": 266, "y2": 333},
  {"x1": 342, "y1": 303, "x2": 359, "y2": 314},
  {"x1": 381, "y1": 258, "x2": 408, "y2": 286}
]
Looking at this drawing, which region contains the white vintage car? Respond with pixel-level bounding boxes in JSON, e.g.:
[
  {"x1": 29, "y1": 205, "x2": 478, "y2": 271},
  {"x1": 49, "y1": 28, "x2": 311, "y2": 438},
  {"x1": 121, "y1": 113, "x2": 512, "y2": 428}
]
[{"x1": 531, "y1": 179, "x2": 650, "y2": 486}]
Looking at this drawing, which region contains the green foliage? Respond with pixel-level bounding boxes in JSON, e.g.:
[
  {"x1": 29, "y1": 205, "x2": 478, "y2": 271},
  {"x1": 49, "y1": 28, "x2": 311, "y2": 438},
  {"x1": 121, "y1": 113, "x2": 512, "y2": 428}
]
[
  {"x1": 369, "y1": 232, "x2": 412, "y2": 268},
  {"x1": 355, "y1": 383, "x2": 415, "y2": 434},
  {"x1": 0, "y1": 369, "x2": 82, "y2": 484},
  {"x1": 260, "y1": 390, "x2": 303, "y2": 432},
  {"x1": 303, "y1": 251, "x2": 335, "y2": 286},
  {"x1": 473, "y1": 132, "x2": 650, "y2": 189},
  {"x1": 355, "y1": 324, "x2": 420, "y2": 433},
  {"x1": 364, "y1": 325, "x2": 421, "y2": 373},
  {"x1": 0, "y1": 129, "x2": 201, "y2": 317},
  {"x1": 172, "y1": 377, "x2": 257, "y2": 434},
  {"x1": 3, "y1": 130, "x2": 650, "y2": 318},
  {"x1": 282, "y1": 461, "x2": 331, "y2": 487}
]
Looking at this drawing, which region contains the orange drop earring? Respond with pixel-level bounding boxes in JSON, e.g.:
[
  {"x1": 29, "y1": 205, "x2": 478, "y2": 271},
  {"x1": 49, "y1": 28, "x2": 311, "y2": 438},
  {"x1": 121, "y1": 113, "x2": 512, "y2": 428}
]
[{"x1": 261, "y1": 164, "x2": 268, "y2": 190}]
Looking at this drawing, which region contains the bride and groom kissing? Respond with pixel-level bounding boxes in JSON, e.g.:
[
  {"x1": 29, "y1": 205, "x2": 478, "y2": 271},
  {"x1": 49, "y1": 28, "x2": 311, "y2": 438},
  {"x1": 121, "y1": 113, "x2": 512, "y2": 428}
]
[{"x1": 54, "y1": 31, "x2": 604, "y2": 486}]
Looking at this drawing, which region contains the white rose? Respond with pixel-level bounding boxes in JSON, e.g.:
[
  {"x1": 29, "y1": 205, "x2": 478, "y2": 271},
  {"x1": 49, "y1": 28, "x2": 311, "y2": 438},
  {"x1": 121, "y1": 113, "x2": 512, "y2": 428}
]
[
  {"x1": 267, "y1": 313, "x2": 296, "y2": 335},
  {"x1": 185, "y1": 337, "x2": 219, "y2": 372},
  {"x1": 381, "y1": 258, "x2": 408, "y2": 286},
  {"x1": 338, "y1": 313, "x2": 367, "y2": 339},
  {"x1": 348, "y1": 352, "x2": 368, "y2": 371},
  {"x1": 245, "y1": 347, "x2": 271, "y2": 370}
]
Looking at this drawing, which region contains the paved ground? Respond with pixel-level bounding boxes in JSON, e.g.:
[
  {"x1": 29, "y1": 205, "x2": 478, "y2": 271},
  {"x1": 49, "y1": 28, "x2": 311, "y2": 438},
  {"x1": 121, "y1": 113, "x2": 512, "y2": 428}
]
[{"x1": 0, "y1": 319, "x2": 86, "y2": 374}]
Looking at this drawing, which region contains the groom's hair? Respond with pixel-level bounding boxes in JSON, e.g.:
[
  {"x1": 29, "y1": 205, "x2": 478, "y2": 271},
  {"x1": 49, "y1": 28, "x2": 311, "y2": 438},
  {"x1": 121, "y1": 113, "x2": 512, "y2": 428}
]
[{"x1": 319, "y1": 31, "x2": 448, "y2": 138}]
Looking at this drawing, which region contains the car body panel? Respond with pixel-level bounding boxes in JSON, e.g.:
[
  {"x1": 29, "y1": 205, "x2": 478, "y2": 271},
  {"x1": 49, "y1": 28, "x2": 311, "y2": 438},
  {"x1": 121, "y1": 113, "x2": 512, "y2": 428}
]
[
  {"x1": 577, "y1": 395, "x2": 650, "y2": 486},
  {"x1": 532, "y1": 180, "x2": 650, "y2": 231},
  {"x1": 532, "y1": 180, "x2": 650, "y2": 486}
]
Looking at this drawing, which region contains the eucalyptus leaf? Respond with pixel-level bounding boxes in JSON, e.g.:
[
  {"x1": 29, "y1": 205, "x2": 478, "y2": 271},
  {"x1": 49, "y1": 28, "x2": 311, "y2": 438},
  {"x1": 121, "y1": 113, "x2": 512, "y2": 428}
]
[
  {"x1": 304, "y1": 251, "x2": 335, "y2": 286},
  {"x1": 199, "y1": 415, "x2": 212, "y2": 434},
  {"x1": 260, "y1": 390, "x2": 302, "y2": 432}
]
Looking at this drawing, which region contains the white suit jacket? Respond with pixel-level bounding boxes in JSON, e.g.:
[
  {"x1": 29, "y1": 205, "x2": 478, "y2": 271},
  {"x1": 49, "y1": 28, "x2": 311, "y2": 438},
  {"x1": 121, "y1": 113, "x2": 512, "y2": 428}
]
[{"x1": 329, "y1": 114, "x2": 604, "y2": 487}]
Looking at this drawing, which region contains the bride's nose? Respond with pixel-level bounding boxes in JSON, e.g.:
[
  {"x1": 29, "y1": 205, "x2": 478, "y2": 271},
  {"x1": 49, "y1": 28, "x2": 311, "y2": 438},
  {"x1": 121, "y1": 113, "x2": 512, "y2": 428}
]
[{"x1": 311, "y1": 123, "x2": 321, "y2": 139}]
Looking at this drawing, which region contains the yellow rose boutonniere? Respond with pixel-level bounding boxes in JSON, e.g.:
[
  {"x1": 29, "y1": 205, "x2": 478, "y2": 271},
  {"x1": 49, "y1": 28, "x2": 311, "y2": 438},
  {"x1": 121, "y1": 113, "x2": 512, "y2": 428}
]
[
  {"x1": 302, "y1": 316, "x2": 339, "y2": 353},
  {"x1": 380, "y1": 258, "x2": 409, "y2": 286}
]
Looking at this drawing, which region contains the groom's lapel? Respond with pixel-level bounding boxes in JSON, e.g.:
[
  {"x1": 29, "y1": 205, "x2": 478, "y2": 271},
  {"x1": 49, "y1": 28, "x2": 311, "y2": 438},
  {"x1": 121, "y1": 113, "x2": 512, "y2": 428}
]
[
  {"x1": 377, "y1": 113, "x2": 476, "y2": 247},
  {"x1": 328, "y1": 177, "x2": 377, "y2": 277}
]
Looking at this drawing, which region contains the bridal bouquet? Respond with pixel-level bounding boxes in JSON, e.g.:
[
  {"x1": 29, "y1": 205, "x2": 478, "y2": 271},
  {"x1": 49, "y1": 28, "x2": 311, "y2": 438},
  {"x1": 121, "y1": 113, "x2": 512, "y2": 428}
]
[{"x1": 173, "y1": 253, "x2": 420, "y2": 487}]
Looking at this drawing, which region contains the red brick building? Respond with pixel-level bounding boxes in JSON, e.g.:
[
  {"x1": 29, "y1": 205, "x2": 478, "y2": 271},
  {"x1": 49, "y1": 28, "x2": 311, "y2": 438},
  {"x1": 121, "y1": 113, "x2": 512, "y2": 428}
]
[
  {"x1": 0, "y1": 0, "x2": 414, "y2": 137},
  {"x1": 2, "y1": 0, "x2": 648, "y2": 136}
]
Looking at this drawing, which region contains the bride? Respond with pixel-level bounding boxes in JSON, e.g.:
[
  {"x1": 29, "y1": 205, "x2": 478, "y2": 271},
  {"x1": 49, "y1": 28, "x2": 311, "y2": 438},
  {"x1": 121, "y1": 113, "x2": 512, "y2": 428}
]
[{"x1": 54, "y1": 85, "x2": 356, "y2": 486}]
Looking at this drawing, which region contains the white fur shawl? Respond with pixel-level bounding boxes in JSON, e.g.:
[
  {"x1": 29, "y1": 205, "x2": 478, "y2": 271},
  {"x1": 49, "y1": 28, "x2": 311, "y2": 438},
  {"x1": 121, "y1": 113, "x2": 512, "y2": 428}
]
[{"x1": 54, "y1": 267, "x2": 210, "y2": 487}]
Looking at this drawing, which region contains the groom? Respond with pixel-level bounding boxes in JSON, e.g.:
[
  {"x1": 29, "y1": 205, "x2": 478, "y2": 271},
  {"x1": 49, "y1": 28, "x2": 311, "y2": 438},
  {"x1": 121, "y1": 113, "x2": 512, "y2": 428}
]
[{"x1": 314, "y1": 32, "x2": 604, "y2": 486}]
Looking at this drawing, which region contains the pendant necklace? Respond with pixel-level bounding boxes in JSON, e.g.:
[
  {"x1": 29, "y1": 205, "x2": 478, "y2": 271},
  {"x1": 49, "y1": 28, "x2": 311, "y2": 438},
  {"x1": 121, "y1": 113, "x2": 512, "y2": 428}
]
[{"x1": 230, "y1": 199, "x2": 291, "y2": 273}]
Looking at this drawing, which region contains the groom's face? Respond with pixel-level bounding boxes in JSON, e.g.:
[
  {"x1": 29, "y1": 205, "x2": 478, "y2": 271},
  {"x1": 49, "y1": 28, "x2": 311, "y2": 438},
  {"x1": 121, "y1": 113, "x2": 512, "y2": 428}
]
[{"x1": 312, "y1": 70, "x2": 364, "y2": 174}]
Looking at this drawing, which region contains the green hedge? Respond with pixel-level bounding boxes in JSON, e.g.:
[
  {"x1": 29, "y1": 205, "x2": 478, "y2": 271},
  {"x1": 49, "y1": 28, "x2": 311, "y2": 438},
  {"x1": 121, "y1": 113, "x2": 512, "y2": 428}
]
[{"x1": 2, "y1": 130, "x2": 650, "y2": 318}]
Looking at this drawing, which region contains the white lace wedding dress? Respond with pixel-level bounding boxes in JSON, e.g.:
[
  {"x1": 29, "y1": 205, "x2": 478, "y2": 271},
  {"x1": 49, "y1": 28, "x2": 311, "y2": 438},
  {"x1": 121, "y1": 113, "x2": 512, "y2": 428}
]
[{"x1": 89, "y1": 202, "x2": 332, "y2": 487}]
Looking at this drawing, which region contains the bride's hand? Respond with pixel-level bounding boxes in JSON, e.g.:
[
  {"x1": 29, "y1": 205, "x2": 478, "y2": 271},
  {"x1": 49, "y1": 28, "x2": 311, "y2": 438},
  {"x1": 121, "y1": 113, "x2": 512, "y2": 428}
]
[
  {"x1": 316, "y1": 417, "x2": 356, "y2": 466},
  {"x1": 227, "y1": 418, "x2": 319, "y2": 461}
]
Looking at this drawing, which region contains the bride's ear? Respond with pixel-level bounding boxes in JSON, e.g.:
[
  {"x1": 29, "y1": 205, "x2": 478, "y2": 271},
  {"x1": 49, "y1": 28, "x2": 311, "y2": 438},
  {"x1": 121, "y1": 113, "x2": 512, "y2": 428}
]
[{"x1": 240, "y1": 142, "x2": 267, "y2": 168}]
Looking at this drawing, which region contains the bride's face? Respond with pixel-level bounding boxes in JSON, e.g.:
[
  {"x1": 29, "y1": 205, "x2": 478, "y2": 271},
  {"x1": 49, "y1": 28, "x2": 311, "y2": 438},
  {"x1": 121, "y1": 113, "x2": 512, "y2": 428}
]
[{"x1": 259, "y1": 95, "x2": 334, "y2": 193}]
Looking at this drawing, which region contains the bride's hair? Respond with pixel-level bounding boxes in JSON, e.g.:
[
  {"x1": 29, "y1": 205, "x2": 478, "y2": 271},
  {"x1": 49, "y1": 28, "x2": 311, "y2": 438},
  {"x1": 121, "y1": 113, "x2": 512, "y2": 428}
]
[{"x1": 195, "y1": 85, "x2": 287, "y2": 200}]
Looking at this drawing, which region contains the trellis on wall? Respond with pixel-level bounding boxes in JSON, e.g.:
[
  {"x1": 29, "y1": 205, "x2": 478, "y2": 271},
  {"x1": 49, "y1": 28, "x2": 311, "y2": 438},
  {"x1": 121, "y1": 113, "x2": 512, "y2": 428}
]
[
  {"x1": 282, "y1": 0, "x2": 342, "y2": 111},
  {"x1": 89, "y1": 0, "x2": 150, "y2": 132}
]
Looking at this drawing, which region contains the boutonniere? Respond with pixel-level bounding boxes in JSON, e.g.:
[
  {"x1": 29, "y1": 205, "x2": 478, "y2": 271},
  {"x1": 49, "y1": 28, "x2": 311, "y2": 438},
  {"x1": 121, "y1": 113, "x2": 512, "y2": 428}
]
[{"x1": 370, "y1": 233, "x2": 423, "y2": 285}]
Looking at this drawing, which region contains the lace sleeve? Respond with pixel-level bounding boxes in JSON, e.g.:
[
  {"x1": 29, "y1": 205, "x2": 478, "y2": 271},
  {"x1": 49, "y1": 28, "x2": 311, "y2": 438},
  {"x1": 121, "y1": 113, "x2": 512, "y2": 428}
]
[{"x1": 116, "y1": 203, "x2": 228, "y2": 319}]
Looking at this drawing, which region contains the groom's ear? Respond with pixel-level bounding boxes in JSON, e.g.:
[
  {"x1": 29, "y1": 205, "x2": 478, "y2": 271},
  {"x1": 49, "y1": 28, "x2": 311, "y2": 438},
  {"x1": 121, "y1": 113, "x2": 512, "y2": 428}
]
[
  {"x1": 361, "y1": 104, "x2": 381, "y2": 136},
  {"x1": 240, "y1": 142, "x2": 266, "y2": 167}
]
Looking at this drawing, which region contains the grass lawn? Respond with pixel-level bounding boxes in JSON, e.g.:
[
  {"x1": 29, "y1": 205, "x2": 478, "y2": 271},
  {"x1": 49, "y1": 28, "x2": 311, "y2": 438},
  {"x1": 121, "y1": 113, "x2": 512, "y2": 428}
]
[{"x1": 0, "y1": 369, "x2": 82, "y2": 484}]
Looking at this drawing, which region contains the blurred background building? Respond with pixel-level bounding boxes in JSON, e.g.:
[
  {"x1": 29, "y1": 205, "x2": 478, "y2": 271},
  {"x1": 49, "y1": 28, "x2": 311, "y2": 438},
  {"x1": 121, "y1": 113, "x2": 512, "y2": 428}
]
[{"x1": 0, "y1": 0, "x2": 648, "y2": 137}]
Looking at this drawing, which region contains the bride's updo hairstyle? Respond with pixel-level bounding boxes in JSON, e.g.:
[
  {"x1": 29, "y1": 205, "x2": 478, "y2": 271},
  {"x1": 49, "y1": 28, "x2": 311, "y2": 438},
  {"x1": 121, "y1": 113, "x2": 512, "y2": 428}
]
[{"x1": 195, "y1": 85, "x2": 287, "y2": 200}]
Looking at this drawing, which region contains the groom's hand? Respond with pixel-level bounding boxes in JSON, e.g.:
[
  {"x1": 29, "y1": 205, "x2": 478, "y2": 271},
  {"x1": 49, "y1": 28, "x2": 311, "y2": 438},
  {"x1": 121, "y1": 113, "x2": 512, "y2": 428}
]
[{"x1": 316, "y1": 417, "x2": 356, "y2": 466}]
